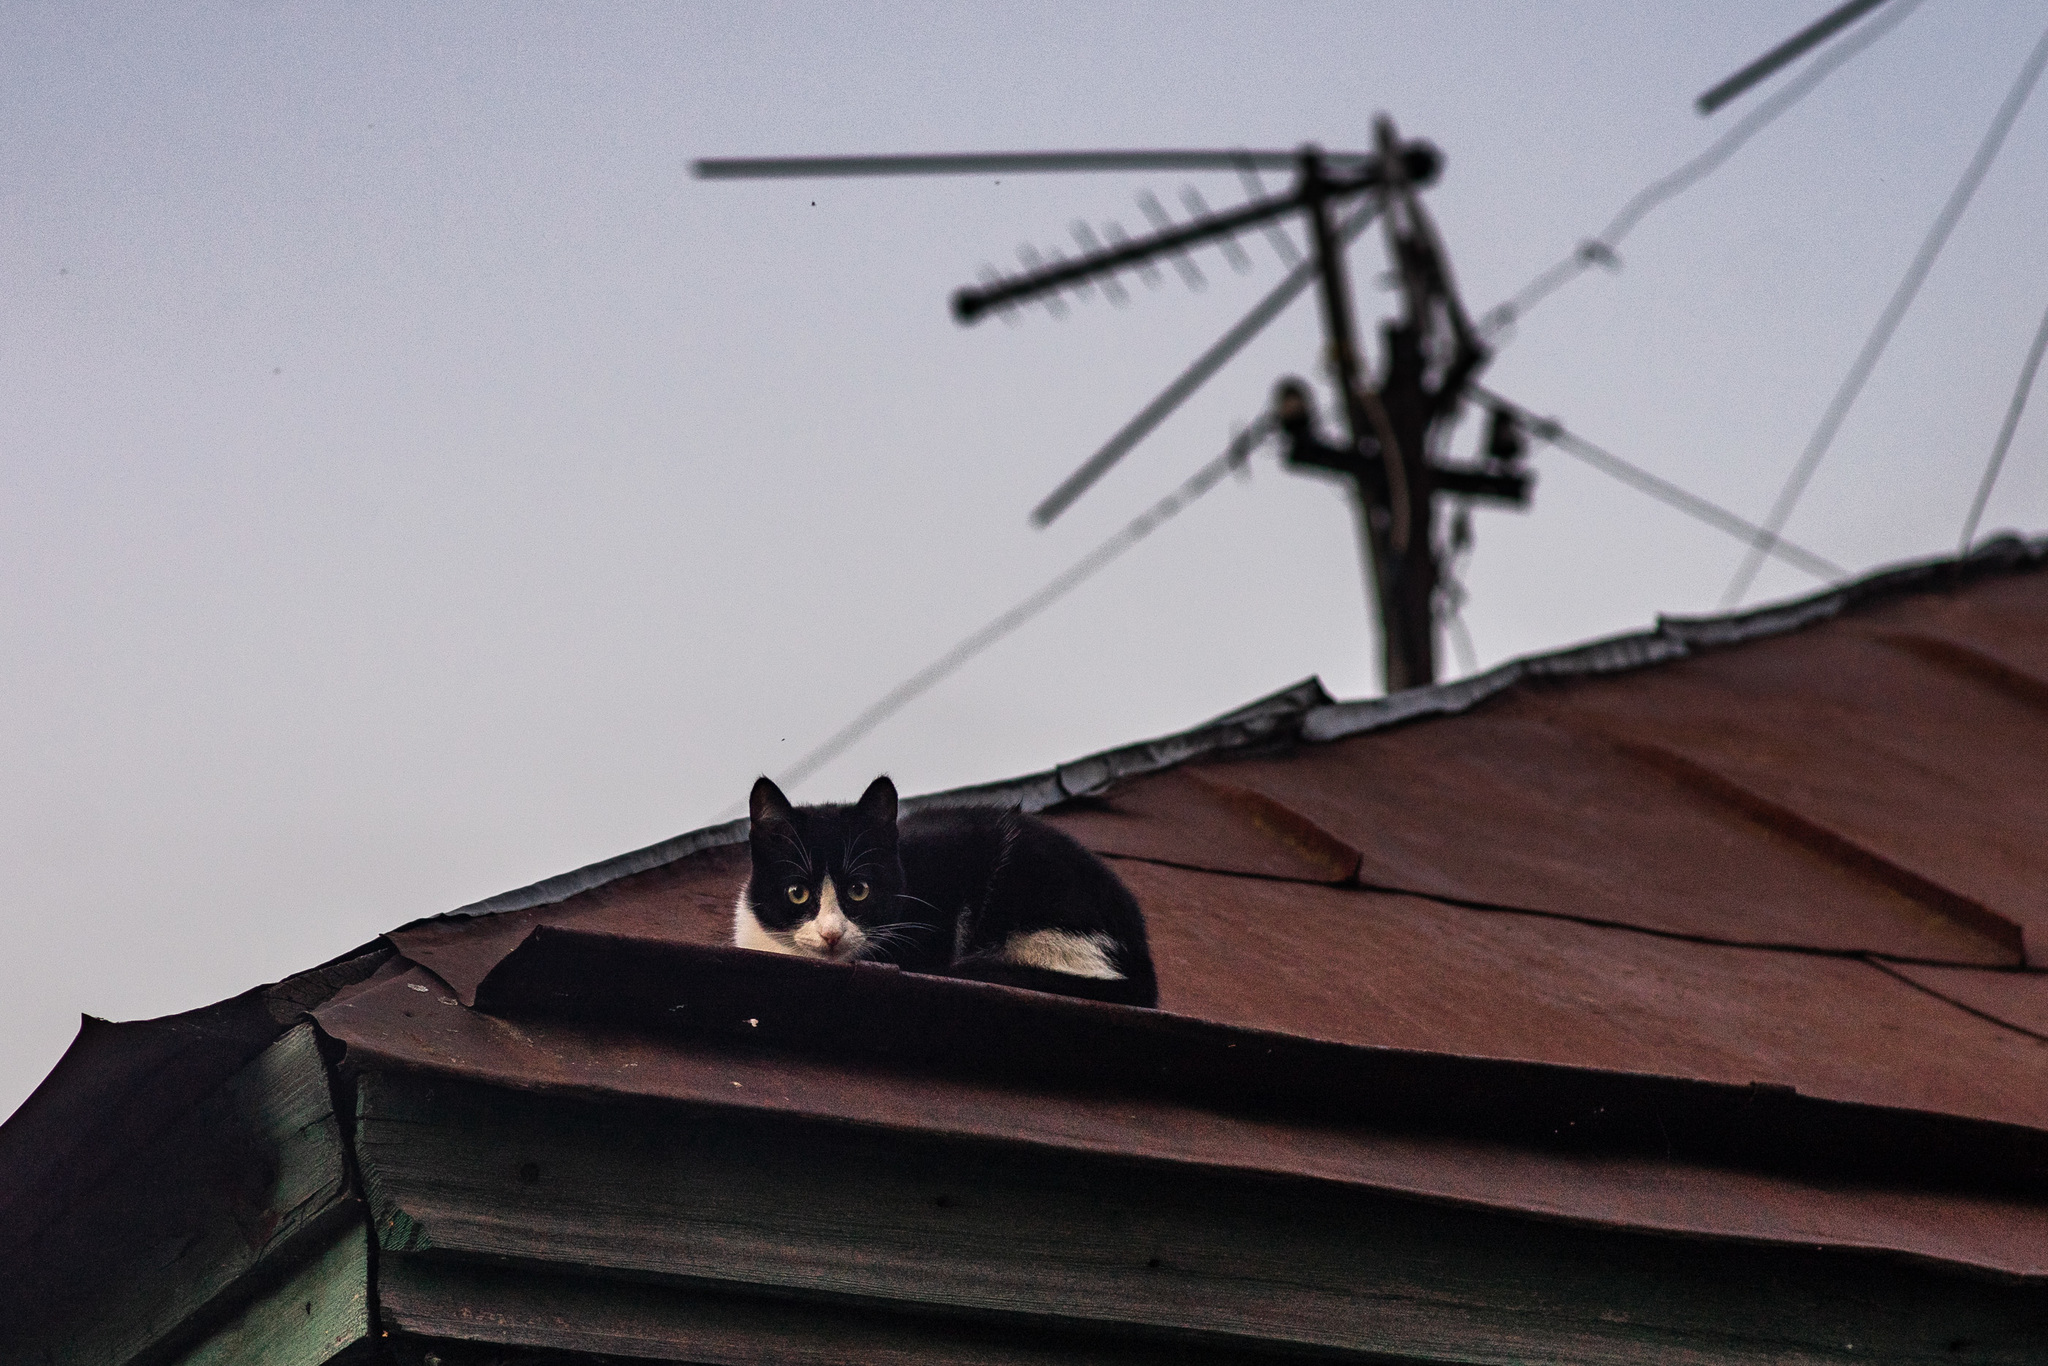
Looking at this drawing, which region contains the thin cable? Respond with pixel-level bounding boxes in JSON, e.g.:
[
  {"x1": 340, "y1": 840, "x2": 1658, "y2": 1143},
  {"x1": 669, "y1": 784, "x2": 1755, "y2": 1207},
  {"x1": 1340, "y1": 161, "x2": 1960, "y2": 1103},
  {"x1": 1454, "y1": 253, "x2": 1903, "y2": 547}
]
[
  {"x1": 1471, "y1": 383, "x2": 1845, "y2": 581},
  {"x1": 1478, "y1": 0, "x2": 1924, "y2": 340},
  {"x1": 1724, "y1": 21, "x2": 2048, "y2": 607},
  {"x1": 1959, "y1": 299, "x2": 2048, "y2": 552},
  {"x1": 768, "y1": 421, "x2": 1273, "y2": 798},
  {"x1": 1032, "y1": 200, "x2": 1378, "y2": 526}
]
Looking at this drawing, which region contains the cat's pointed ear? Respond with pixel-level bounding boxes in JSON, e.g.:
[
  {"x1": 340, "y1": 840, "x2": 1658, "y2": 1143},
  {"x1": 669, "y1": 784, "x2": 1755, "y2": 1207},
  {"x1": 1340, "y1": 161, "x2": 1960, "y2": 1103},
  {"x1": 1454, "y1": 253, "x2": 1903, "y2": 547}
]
[
  {"x1": 856, "y1": 775, "x2": 898, "y2": 828},
  {"x1": 750, "y1": 776, "x2": 794, "y2": 828}
]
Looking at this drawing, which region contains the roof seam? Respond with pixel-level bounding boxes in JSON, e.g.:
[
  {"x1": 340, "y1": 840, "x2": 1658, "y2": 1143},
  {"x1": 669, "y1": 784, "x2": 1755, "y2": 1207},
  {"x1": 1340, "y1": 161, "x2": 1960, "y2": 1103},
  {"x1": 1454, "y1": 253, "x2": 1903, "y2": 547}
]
[
  {"x1": 1862, "y1": 957, "x2": 2048, "y2": 1044},
  {"x1": 1097, "y1": 851, "x2": 2028, "y2": 968},
  {"x1": 1594, "y1": 735, "x2": 2027, "y2": 963}
]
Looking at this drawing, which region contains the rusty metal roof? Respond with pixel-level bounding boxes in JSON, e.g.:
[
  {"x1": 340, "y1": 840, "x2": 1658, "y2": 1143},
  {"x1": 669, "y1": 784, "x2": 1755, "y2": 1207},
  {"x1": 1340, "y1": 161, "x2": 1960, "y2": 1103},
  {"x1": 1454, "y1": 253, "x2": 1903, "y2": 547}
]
[
  {"x1": 9, "y1": 535, "x2": 2048, "y2": 1302},
  {"x1": 306, "y1": 534, "x2": 2048, "y2": 1279}
]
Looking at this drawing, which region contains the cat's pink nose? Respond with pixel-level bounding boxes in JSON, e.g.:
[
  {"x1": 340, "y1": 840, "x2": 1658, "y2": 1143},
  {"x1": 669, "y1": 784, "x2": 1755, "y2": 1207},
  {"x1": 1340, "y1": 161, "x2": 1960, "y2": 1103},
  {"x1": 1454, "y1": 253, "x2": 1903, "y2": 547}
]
[{"x1": 818, "y1": 924, "x2": 844, "y2": 947}]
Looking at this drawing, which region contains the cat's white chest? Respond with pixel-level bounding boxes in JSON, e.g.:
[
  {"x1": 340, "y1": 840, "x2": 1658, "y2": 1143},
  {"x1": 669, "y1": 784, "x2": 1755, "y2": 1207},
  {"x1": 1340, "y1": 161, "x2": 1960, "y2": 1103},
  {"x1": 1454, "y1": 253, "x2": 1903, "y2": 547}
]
[{"x1": 733, "y1": 884, "x2": 799, "y2": 956}]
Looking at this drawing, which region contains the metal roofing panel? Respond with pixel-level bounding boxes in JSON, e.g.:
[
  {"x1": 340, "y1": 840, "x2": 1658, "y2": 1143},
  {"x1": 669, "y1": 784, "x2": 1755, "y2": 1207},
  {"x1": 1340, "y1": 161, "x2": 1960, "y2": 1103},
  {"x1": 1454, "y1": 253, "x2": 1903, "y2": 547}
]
[
  {"x1": 1119, "y1": 860, "x2": 2048, "y2": 1128},
  {"x1": 393, "y1": 543, "x2": 2048, "y2": 953},
  {"x1": 0, "y1": 944, "x2": 387, "y2": 1251},
  {"x1": 1859, "y1": 568, "x2": 2048, "y2": 680},
  {"x1": 1546, "y1": 624, "x2": 2048, "y2": 962},
  {"x1": 1202, "y1": 707, "x2": 2018, "y2": 963},
  {"x1": 1044, "y1": 768, "x2": 1360, "y2": 883}
]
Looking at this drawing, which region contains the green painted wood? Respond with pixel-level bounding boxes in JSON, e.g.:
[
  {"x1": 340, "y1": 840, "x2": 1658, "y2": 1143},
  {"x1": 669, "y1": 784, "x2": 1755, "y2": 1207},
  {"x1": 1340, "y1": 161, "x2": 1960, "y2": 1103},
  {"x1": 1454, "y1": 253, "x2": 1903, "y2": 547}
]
[
  {"x1": 355, "y1": 1070, "x2": 2048, "y2": 1365},
  {"x1": 0, "y1": 1025, "x2": 359, "y2": 1366},
  {"x1": 169, "y1": 1224, "x2": 371, "y2": 1366},
  {"x1": 382, "y1": 1256, "x2": 1368, "y2": 1365}
]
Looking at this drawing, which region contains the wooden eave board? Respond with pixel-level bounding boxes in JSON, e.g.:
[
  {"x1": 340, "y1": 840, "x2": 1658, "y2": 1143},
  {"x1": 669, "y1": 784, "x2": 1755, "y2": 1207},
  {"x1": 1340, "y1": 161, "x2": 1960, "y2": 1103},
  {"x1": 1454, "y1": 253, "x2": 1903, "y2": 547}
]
[
  {"x1": 0, "y1": 1025, "x2": 368, "y2": 1366},
  {"x1": 352, "y1": 1065, "x2": 2048, "y2": 1365},
  {"x1": 167, "y1": 1223, "x2": 372, "y2": 1366}
]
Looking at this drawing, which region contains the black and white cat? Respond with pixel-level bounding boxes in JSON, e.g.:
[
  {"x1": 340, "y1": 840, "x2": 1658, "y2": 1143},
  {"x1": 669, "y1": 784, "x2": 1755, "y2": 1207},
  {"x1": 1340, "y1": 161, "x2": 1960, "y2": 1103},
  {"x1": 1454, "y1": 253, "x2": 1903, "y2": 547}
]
[{"x1": 733, "y1": 775, "x2": 1157, "y2": 1007}]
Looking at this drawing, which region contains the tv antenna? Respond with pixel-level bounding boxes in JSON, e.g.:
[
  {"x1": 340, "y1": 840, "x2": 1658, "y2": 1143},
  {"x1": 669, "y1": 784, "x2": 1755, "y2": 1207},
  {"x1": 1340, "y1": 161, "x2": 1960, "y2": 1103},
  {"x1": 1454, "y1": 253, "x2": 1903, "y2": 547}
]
[{"x1": 699, "y1": 118, "x2": 1532, "y2": 690}]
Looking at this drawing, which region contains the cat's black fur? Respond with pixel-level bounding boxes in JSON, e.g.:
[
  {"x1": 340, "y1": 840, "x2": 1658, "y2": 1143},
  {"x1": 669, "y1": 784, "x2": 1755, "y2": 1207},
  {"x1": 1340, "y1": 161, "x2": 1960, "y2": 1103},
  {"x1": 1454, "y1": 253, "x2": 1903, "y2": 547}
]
[{"x1": 734, "y1": 775, "x2": 1157, "y2": 1007}]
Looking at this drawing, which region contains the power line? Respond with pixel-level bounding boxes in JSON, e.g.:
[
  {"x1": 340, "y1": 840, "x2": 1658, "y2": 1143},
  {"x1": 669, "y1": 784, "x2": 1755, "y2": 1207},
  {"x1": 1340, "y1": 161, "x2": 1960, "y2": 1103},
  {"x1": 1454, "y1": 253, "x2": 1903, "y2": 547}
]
[
  {"x1": 1031, "y1": 199, "x2": 1379, "y2": 526},
  {"x1": 1959, "y1": 299, "x2": 2048, "y2": 552},
  {"x1": 762, "y1": 375, "x2": 1847, "y2": 805},
  {"x1": 1696, "y1": 0, "x2": 1893, "y2": 115},
  {"x1": 766, "y1": 420, "x2": 1273, "y2": 800},
  {"x1": 1723, "y1": 20, "x2": 2048, "y2": 608},
  {"x1": 1478, "y1": 0, "x2": 1924, "y2": 341},
  {"x1": 1471, "y1": 383, "x2": 1846, "y2": 581}
]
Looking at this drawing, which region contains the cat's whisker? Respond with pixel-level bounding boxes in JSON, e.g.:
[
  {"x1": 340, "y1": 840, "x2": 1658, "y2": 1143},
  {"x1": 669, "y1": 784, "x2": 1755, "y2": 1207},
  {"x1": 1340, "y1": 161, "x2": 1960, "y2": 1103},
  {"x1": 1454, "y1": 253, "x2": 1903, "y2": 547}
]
[
  {"x1": 768, "y1": 827, "x2": 814, "y2": 876},
  {"x1": 863, "y1": 920, "x2": 936, "y2": 938}
]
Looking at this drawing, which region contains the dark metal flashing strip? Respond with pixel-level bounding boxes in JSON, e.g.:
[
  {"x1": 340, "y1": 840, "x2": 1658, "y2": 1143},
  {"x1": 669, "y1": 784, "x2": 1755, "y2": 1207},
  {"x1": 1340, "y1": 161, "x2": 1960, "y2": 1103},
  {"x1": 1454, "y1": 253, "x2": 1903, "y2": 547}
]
[
  {"x1": 427, "y1": 536, "x2": 2047, "y2": 926},
  {"x1": 440, "y1": 818, "x2": 751, "y2": 924},
  {"x1": 466, "y1": 927, "x2": 2048, "y2": 1197},
  {"x1": 1300, "y1": 633, "x2": 1691, "y2": 744},
  {"x1": 1308, "y1": 534, "x2": 2046, "y2": 743}
]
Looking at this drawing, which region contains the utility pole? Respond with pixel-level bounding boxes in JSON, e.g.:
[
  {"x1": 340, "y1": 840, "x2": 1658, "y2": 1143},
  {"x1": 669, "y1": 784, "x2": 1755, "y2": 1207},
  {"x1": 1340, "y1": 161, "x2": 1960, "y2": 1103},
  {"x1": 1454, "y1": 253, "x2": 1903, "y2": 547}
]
[
  {"x1": 1298, "y1": 139, "x2": 1444, "y2": 691},
  {"x1": 1278, "y1": 120, "x2": 1516, "y2": 689},
  {"x1": 957, "y1": 120, "x2": 1524, "y2": 690}
]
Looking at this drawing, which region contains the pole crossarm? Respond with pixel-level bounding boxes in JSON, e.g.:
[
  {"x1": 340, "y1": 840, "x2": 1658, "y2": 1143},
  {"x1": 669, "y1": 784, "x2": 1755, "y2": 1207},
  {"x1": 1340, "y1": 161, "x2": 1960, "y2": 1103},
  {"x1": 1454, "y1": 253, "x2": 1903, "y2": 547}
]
[
  {"x1": 954, "y1": 142, "x2": 1441, "y2": 323},
  {"x1": 1429, "y1": 462, "x2": 1532, "y2": 504}
]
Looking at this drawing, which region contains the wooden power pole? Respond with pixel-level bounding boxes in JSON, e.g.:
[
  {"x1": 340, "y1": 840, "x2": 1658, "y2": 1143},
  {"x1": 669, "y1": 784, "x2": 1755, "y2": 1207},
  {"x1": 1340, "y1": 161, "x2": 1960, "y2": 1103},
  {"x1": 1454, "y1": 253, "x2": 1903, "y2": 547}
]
[{"x1": 1277, "y1": 120, "x2": 1521, "y2": 688}]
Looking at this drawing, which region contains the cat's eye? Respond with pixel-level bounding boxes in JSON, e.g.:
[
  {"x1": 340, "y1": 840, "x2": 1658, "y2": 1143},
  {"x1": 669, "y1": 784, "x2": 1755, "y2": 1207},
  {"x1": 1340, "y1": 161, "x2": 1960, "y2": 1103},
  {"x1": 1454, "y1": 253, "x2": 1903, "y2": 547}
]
[
  {"x1": 785, "y1": 883, "x2": 810, "y2": 906},
  {"x1": 847, "y1": 880, "x2": 870, "y2": 902}
]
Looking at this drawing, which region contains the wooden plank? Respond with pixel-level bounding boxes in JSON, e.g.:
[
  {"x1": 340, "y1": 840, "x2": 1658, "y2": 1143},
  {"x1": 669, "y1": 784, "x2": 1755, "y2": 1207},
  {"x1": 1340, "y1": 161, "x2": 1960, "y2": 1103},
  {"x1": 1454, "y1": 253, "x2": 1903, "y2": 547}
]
[
  {"x1": 0, "y1": 1025, "x2": 359, "y2": 1366},
  {"x1": 169, "y1": 1224, "x2": 371, "y2": 1366},
  {"x1": 382, "y1": 1257, "x2": 1345, "y2": 1366},
  {"x1": 355, "y1": 1071, "x2": 2048, "y2": 1365}
]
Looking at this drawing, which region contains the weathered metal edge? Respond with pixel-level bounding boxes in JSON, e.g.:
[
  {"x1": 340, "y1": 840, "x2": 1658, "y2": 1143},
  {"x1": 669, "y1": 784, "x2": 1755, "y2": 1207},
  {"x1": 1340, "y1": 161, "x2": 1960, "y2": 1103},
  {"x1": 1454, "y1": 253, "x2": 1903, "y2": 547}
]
[
  {"x1": 1304, "y1": 533, "x2": 2046, "y2": 743},
  {"x1": 430, "y1": 535, "x2": 2047, "y2": 925}
]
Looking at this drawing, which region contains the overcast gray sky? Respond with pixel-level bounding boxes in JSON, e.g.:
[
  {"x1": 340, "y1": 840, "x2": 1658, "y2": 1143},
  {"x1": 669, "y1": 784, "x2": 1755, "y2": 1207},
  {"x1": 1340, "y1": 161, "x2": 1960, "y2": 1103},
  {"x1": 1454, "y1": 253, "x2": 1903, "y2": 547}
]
[{"x1": 4, "y1": 1, "x2": 2044, "y2": 1119}]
